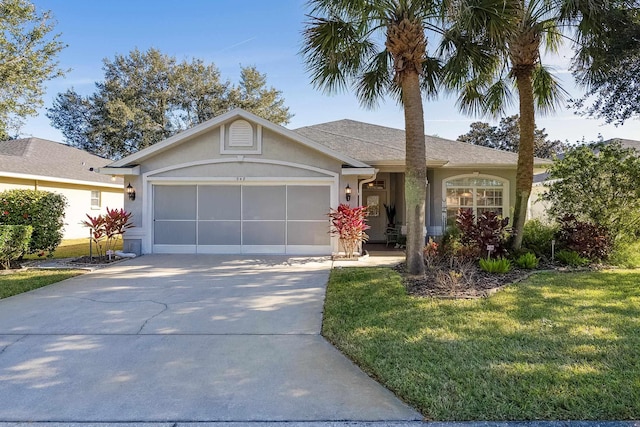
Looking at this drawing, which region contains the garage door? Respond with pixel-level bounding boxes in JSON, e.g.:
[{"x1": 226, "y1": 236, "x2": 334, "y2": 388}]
[{"x1": 152, "y1": 184, "x2": 332, "y2": 254}]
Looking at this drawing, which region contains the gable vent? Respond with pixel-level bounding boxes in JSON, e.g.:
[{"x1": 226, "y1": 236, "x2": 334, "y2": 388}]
[{"x1": 229, "y1": 120, "x2": 253, "y2": 147}]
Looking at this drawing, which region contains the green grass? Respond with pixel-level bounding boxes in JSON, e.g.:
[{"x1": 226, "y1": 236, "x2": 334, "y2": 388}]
[
  {"x1": 23, "y1": 238, "x2": 123, "y2": 260},
  {"x1": 324, "y1": 268, "x2": 640, "y2": 421},
  {"x1": 0, "y1": 269, "x2": 85, "y2": 299}
]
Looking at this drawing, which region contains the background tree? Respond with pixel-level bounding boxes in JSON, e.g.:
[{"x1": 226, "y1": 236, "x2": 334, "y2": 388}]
[
  {"x1": 457, "y1": 115, "x2": 566, "y2": 158},
  {"x1": 302, "y1": 0, "x2": 508, "y2": 275},
  {"x1": 47, "y1": 48, "x2": 292, "y2": 159},
  {"x1": 447, "y1": 0, "x2": 606, "y2": 250},
  {"x1": 570, "y1": 5, "x2": 640, "y2": 125},
  {"x1": 542, "y1": 141, "x2": 640, "y2": 242},
  {"x1": 0, "y1": 0, "x2": 65, "y2": 139}
]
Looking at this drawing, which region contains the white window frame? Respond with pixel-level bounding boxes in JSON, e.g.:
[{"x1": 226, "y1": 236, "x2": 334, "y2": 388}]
[
  {"x1": 442, "y1": 174, "x2": 509, "y2": 224},
  {"x1": 90, "y1": 190, "x2": 101, "y2": 209}
]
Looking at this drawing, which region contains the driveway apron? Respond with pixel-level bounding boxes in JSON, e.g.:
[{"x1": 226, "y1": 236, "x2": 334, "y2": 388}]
[{"x1": 0, "y1": 254, "x2": 420, "y2": 423}]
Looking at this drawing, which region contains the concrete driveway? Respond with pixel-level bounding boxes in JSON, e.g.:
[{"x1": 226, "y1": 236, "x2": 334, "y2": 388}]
[{"x1": 0, "y1": 255, "x2": 420, "y2": 423}]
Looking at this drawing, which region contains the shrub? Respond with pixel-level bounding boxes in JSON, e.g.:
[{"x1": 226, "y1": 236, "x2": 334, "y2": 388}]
[
  {"x1": 423, "y1": 237, "x2": 440, "y2": 269},
  {"x1": 522, "y1": 219, "x2": 558, "y2": 259},
  {"x1": 329, "y1": 204, "x2": 370, "y2": 259},
  {"x1": 515, "y1": 252, "x2": 539, "y2": 269},
  {"x1": 455, "y1": 208, "x2": 510, "y2": 258},
  {"x1": 557, "y1": 214, "x2": 612, "y2": 260},
  {"x1": 0, "y1": 190, "x2": 67, "y2": 256},
  {"x1": 556, "y1": 250, "x2": 589, "y2": 267},
  {"x1": 0, "y1": 225, "x2": 33, "y2": 269},
  {"x1": 609, "y1": 240, "x2": 640, "y2": 268},
  {"x1": 82, "y1": 208, "x2": 133, "y2": 260},
  {"x1": 479, "y1": 257, "x2": 512, "y2": 274}
]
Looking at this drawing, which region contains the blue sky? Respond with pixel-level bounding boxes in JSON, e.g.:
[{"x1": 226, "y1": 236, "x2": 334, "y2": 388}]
[{"x1": 22, "y1": 0, "x2": 640, "y2": 144}]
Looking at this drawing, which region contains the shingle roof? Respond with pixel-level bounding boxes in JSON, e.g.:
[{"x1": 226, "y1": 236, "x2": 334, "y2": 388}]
[
  {"x1": 0, "y1": 138, "x2": 123, "y2": 185},
  {"x1": 294, "y1": 119, "x2": 551, "y2": 167},
  {"x1": 607, "y1": 138, "x2": 640, "y2": 151}
]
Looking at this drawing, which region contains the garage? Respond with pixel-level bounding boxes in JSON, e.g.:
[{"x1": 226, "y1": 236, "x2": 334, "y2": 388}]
[{"x1": 152, "y1": 183, "x2": 331, "y2": 254}]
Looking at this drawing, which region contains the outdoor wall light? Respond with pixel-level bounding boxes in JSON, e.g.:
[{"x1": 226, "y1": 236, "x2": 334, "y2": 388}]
[
  {"x1": 345, "y1": 184, "x2": 352, "y2": 201},
  {"x1": 126, "y1": 183, "x2": 136, "y2": 201}
]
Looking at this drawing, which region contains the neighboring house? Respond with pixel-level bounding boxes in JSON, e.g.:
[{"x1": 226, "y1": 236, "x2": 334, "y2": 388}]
[
  {"x1": 0, "y1": 138, "x2": 124, "y2": 239},
  {"x1": 102, "y1": 108, "x2": 550, "y2": 255}
]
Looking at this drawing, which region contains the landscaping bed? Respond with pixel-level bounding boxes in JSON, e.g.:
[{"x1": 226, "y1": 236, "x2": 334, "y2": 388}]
[{"x1": 323, "y1": 267, "x2": 640, "y2": 420}]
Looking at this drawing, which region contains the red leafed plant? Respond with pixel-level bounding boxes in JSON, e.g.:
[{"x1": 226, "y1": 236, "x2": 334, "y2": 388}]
[
  {"x1": 328, "y1": 204, "x2": 370, "y2": 258},
  {"x1": 82, "y1": 207, "x2": 133, "y2": 260}
]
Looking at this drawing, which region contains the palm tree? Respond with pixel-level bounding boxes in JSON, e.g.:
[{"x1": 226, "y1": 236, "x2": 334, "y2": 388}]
[
  {"x1": 448, "y1": 0, "x2": 604, "y2": 250},
  {"x1": 301, "y1": 0, "x2": 508, "y2": 274}
]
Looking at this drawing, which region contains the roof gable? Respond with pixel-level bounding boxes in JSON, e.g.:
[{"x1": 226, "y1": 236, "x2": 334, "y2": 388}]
[
  {"x1": 108, "y1": 109, "x2": 370, "y2": 168},
  {"x1": 0, "y1": 138, "x2": 122, "y2": 186}
]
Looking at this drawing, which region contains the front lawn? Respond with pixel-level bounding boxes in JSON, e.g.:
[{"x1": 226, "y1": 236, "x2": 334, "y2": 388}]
[
  {"x1": 0, "y1": 270, "x2": 85, "y2": 299},
  {"x1": 324, "y1": 268, "x2": 640, "y2": 421}
]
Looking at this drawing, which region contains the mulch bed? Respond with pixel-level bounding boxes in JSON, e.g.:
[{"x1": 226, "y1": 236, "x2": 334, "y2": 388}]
[
  {"x1": 395, "y1": 262, "x2": 552, "y2": 299},
  {"x1": 70, "y1": 256, "x2": 123, "y2": 265}
]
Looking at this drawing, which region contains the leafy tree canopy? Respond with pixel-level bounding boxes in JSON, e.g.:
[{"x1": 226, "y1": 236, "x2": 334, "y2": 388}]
[
  {"x1": 47, "y1": 48, "x2": 292, "y2": 159},
  {"x1": 570, "y1": 3, "x2": 640, "y2": 125},
  {"x1": 542, "y1": 141, "x2": 640, "y2": 241},
  {"x1": 457, "y1": 115, "x2": 566, "y2": 158},
  {"x1": 0, "y1": 0, "x2": 66, "y2": 139}
]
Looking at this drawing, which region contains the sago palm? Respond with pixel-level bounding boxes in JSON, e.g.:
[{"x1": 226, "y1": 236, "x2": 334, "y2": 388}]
[
  {"x1": 301, "y1": 0, "x2": 510, "y2": 274},
  {"x1": 446, "y1": 0, "x2": 605, "y2": 250}
]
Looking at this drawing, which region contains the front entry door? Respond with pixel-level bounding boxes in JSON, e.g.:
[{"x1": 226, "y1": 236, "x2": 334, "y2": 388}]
[{"x1": 363, "y1": 190, "x2": 387, "y2": 242}]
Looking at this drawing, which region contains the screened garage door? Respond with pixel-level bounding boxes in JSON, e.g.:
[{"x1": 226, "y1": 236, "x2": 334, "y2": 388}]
[{"x1": 152, "y1": 184, "x2": 331, "y2": 254}]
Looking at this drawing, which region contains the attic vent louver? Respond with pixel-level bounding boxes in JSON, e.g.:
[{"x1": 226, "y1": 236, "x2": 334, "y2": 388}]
[{"x1": 229, "y1": 120, "x2": 253, "y2": 147}]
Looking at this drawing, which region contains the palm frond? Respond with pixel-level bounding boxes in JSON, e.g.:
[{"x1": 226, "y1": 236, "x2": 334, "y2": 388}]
[
  {"x1": 301, "y1": 15, "x2": 378, "y2": 94},
  {"x1": 420, "y1": 55, "x2": 443, "y2": 99},
  {"x1": 455, "y1": 78, "x2": 489, "y2": 117},
  {"x1": 532, "y1": 64, "x2": 568, "y2": 114},
  {"x1": 484, "y1": 78, "x2": 514, "y2": 115},
  {"x1": 355, "y1": 50, "x2": 394, "y2": 108}
]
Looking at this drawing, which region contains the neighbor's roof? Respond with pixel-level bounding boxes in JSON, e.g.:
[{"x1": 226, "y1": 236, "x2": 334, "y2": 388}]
[
  {"x1": 0, "y1": 138, "x2": 123, "y2": 187},
  {"x1": 606, "y1": 138, "x2": 640, "y2": 151},
  {"x1": 294, "y1": 119, "x2": 552, "y2": 168}
]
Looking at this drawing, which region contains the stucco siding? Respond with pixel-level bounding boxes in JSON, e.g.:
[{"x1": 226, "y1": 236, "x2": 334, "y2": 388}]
[{"x1": 151, "y1": 162, "x2": 333, "y2": 179}]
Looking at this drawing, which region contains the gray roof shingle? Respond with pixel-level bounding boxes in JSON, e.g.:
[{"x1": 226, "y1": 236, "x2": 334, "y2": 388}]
[
  {"x1": 294, "y1": 119, "x2": 552, "y2": 167},
  {"x1": 0, "y1": 138, "x2": 122, "y2": 185}
]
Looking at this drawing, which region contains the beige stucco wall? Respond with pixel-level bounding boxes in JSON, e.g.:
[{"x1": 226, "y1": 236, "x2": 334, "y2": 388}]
[
  {"x1": 123, "y1": 122, "x2": 345, "y2": 229},
  {"x1": 0, "y1": 177, "x2": 124, "y2": 239},
  {"x1": 528, "y1": 184, "x2": 551, "y2": 222}
]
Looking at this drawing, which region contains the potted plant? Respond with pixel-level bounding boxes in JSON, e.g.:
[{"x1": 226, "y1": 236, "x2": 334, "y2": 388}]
[{"x1": 328, "y1": 204, "x2": 370, "y2": 259}]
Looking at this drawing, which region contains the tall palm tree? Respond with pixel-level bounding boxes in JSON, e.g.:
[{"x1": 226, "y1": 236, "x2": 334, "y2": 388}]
[
  {"x1": 301, "y1": 0, "x2": 508, "y2": 274},
  {"x1": 448, "y1": 0, "x2": 604, "y2": 250}
]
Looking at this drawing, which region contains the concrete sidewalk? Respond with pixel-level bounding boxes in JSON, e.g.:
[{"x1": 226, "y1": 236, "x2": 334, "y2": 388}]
[{"x1": 0, "y1": 255, "x2": 419, "y2": 423}]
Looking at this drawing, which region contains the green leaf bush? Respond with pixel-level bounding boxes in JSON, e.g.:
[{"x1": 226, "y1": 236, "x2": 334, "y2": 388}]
[
  {"x1": 0, "y1": 225, "x2": 33, "y2": 269},
  {"x1": 479, "y1": 257, "x2": 512, "y2": 274},
  {"x1": 556, "y1": 250, "x2": 589, "y2": 267},
  {"x1": 522, "y1": 219, "x2": 557, "y2": 259},
  {"x1": 515, "y1": 252, "x2": 539, "y2": 269},
  {"x1": 0, "y1": 190, "x2": 67, "y2": 256}
]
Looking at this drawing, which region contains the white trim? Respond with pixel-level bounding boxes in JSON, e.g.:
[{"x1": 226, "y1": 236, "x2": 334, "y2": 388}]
[
  {"x1": 341, "y1": 167, "x2": 376, "y2": 176},
  {"x1": 153, "y1": 245, "x2": 197, "y2": 254},
  {"x1": 99, "y1": 166, "x2": 141, "y2": 176},
  {"x1": 108, "y1": 108, "x2": 369, "y2": 168},
  {"x1": 143, "y1": 158, "x2": 339, "y2": 179},
  {"x1": 442, "y1": 173, "x2": 510, "y2": 222},
  {"x1": 0, "y1": 171, "x2": 123, "y2": 189}
]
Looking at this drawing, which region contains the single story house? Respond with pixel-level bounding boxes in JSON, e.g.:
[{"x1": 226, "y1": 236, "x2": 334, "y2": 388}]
[
  {"x1": 0, "y1": 138, "x2": 124, "y2": 239},
  {"x1": 102, "y1": 108, "x2": 550, "y2": 255}
]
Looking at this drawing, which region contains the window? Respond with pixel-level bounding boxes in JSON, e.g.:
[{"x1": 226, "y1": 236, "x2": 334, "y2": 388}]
[
  {"x1": 91, "y1": 190, "x2": 101, "y2": 209},
  {"x1": 444, "y1": 176, "x2": 506, "y2": 224},
  {"x1": 365, "y1": 180, "x2": 385, "y2": 190}
]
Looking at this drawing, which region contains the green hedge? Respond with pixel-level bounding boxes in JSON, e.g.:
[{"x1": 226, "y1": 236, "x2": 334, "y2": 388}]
[
  {"x1": 0, "y1": 190, "x2": 67, "y2": 255},
  {"x1": 0, "y1": 225, "x2": 33, "y2": 269}
]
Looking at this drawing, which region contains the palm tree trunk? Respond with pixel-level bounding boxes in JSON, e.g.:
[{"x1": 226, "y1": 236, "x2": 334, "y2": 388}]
[
  {"x1": 512, "y1": 71, "x2": 535, "y2": 250},
  {"x1": 402, "y1": 71, "x2": 427, "y2": 275}
]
